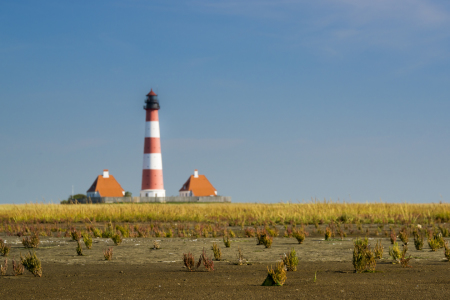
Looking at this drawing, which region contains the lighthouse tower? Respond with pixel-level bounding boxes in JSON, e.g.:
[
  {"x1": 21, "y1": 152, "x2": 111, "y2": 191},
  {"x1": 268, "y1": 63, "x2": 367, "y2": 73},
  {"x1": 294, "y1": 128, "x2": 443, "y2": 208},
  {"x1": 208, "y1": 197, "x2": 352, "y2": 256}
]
[{"x1": 140, "y1": 89, "x2": 165, "y2": 198}]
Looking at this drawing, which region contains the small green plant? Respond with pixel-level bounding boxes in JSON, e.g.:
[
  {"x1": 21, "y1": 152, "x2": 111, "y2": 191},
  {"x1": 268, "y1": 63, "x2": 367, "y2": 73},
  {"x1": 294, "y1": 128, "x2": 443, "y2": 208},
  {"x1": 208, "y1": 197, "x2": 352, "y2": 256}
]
[
  {"x1": 390, "y1": 230, "x2": 397, "y2": 244},
  {"x1": 428, "y1": 238, "x2": 440, "y2": 251},
  {"x1": 352, "y1": 238, "x2": 376, "y2": 273},
  {"x1": 82, "y1": 233, "x2": 92, "y2": 249},
  {"x1": 374, "y1": 239, "x2": 383, "y2": 259},
  {"x1": 244, "y1": 227, "x2": 255, "y2": 237},
  {"x1": 0, "y1": 238, "x2": 11, "y2": 256},
  {"x1": 293, "y1": 228, "x2": 308, "y2": 244},
  {"x1": 0, "y1": 259, "x2": 7, "y2": 275},
  {"x1": 152, "y1": 240, "x2": 161, "y2": 250},
  {"x1": 92, "y1": 227, "x2": 102, "y2": 238},
  {"x1": 389, "y1": 242, "x2": 401, "y2": 263},
  {"x1": 294, "y1": 231, "x2": 306, "y2": 244},
  {"x1": 211, "y1": 243, "x2": 222, "y2": 261},
  {"x1": 112, "y1": 233, "x2": 123, "y2": 246},
  {"x1": 223, "y1": 236, "x2": 231, "y2": 248},
  {"x1": 262, "y1": 235, "x2": 273, "y2": 248},
  {"x1": 183, "y1": 252, "x2": 195, "y2": 271},
  {"x1": 444, "y1": 242, "x2": 450, "y2": 261},
  {"x1": 22, "y1": 233, "x2": 40, "y2": 248},
  {"x1": 313, "y1": 270, "x2": 317, "y2": 283},
  {"x1": 434, "y1": 233, "x2": 445, "y2": 248},
  {"x1": 166, "y1": 229, "x2": 173, "y2": 238},
  {"x1": 262, "y1": 262, "x2": 287, "y2": 286},
  {"x1": 12, "y1": 259, "x2": 24, "y2": 276},
  {"x1": 256, "y1": 229, "x2": 266, "y2": 245},
  {"x1": 76, "y1": 241, "x2": 83, "y2": 256},
  {"x1": 116, "y1": 225, "x2": 130, "y2": 238},
  {"x1": 103, "y1": 247, "x2": 113, "y2": 260},
  {"x1": 325, "y1": 227, "x2": 332, "y2": 240},
  {"x1": 400, "y1": 245, "x2": 412, "y2": 268},
  {"x1": 413, "y1": 231, "x2": 424, "y2": 250},
  {"x1": 137, "y1": 228, "x2": 147, "y2": 238},
  {"x1": 229, "y1": 230, "x2": 236, "y2": 238},
  {"x1": 236, "y1": 247, "x2": 247, "y2": 265},
  {"x1": 193, "y1": 231, "x2": 200, "y2": 239},
  {"x1": 266, "y1": 228, "x2": 277, "y2": 237},
  {"x1": 70, "y1": 229, "x2": 81, "y2": 241},
  {"x1": 196, "y1": 248, "x2": 214, "y2": 271},
  {"x1": 283, "y1": 226, "x2": 293, "y2": 238},
  {"x1": 439, "y1": 225, "x2": 449, "y2": 237},
  {"x1": 101, "y1": 225, "x2": 114, "y2": 238},
  {"x1": 155, "y1": 229, "x2": 163, "y2": 238},
  {"x1": 20, "y1": 251, "x2": 42, "y2": 277},
  {"x1": 399, "y1": 227, "x2": 409, "y2": 245},
  {"x1": 282, "y1": 248, "x2": 299, "y2": 271}
]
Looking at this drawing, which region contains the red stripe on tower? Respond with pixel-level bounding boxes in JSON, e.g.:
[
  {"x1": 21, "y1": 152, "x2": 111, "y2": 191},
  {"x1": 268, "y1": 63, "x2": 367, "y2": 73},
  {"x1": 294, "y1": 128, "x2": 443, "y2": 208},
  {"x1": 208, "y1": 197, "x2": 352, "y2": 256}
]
[{"x1": 140, "y1": 89, "x2": 166, "y2": 197}]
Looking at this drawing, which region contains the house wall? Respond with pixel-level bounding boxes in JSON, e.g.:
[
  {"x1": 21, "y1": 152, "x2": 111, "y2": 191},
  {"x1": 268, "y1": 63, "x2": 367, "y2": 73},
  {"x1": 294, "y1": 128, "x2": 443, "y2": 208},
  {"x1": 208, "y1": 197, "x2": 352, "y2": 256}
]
[
  {"x1": 179, "y1": 191, "x2": 192, "y2": 197},
  {"x1": 86, "y1": 192, "x2": 100, "y2": 198}
]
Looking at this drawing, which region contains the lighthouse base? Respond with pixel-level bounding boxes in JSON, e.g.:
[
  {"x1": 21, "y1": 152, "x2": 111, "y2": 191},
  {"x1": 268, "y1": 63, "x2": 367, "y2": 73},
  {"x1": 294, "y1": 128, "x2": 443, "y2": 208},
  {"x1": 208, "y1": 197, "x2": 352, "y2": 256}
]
[{"x1": 140, "y1": 189, "x2": 166, "y2": 198}]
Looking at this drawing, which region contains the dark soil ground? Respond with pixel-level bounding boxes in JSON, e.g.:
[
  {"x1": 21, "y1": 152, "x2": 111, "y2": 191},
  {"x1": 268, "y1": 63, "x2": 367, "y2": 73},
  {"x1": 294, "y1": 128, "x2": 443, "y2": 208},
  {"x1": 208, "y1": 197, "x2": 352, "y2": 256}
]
[
  {"x1": 2, "y1": 260, "x2": 450, "y2": 299},
  {"x1": 2, "y1": 225, "x2": 450, "y2": 299}
]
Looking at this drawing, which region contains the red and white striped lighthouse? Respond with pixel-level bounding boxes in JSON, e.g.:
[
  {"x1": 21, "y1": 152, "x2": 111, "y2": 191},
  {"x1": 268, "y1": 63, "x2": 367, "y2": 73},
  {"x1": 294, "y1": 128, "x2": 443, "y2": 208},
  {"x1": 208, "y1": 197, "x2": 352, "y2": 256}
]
[{"x1": 140, "y1": 89, "x2": 165, "y2": 198}]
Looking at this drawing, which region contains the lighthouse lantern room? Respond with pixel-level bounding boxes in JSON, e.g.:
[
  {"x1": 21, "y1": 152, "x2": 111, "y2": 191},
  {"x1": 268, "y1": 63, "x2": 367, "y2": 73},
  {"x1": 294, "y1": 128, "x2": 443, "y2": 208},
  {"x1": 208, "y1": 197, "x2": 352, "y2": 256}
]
[{"x1": 140, "y1": 89, "x2": 166, "y2": 198}]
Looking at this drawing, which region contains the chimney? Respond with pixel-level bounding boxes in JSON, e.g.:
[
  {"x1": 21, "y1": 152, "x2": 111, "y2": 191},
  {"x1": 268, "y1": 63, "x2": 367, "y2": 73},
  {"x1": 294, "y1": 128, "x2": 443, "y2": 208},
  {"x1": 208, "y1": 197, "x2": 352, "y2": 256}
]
[
  {"x1": 194, "y1": 169, "x2": 198, "y2": 178},
  {"x1": 103, "y1": 169, "x2": 109, "y2": 178}
]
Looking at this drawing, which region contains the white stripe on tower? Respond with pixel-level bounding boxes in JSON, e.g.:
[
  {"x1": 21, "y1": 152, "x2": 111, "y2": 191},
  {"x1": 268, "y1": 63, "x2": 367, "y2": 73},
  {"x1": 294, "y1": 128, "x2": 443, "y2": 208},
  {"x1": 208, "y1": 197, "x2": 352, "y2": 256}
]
[
  {"x1": 145, "y1": 121, "x2": 160, "y2": 138},
  {"x1": 140, "y1": 89, "x2": 165, "y2": 198},
  {"x1": 142, "y1": 153, "x2": 163, "y2": 169}
]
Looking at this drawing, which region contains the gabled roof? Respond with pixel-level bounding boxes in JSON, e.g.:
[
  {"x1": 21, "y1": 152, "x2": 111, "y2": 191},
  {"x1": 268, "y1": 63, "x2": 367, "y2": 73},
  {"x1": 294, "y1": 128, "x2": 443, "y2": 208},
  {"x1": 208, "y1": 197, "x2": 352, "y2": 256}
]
[
  {"x1": 179, "y1": 174, "x2": 217, "y2": 196},
  {"x1": 87, "y1": 174, "x2": 124, "y2": 197}
]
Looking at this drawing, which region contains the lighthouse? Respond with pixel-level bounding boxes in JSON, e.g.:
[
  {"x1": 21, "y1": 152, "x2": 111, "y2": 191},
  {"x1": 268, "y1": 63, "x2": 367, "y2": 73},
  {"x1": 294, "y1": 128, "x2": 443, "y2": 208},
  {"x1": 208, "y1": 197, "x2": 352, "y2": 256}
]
[{"x1": 140, "y1": 89, "x2": 165, "y2": 198}]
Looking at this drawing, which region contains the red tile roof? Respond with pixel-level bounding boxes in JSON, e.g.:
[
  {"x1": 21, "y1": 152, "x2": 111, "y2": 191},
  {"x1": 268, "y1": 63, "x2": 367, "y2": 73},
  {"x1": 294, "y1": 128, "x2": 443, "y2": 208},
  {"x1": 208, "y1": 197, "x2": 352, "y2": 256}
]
[
  {"x1": 179, "y1": 174, "x2": 217, "y2": 196},
  {"x1": 147, "y1": 89, "x2": 157, "y2": 96},
  {"x1": 87, "y1": 174, "x2": 125, "y2": 197}
]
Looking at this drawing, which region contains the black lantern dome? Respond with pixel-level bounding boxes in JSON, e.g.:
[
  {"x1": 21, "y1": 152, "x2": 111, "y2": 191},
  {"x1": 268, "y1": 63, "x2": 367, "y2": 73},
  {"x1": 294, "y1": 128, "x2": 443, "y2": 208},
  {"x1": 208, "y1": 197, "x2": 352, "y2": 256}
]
[{"x1": 144, "y1": 89, "x2": 160, "y2": 110}]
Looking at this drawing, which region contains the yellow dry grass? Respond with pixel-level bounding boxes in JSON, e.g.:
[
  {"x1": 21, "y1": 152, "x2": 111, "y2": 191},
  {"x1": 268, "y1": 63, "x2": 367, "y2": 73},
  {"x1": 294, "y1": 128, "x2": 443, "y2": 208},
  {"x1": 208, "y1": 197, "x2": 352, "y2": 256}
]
[{"x1": 0, "y1": 201, "x2": 449, "y2": 224}]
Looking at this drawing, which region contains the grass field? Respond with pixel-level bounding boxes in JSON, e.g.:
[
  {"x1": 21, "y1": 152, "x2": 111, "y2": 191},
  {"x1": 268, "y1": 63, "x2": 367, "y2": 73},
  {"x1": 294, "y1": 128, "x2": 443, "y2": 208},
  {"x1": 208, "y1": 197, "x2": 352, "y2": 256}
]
[{"x1": 0, "y1": 201, "x2": 449, "y2": 225}]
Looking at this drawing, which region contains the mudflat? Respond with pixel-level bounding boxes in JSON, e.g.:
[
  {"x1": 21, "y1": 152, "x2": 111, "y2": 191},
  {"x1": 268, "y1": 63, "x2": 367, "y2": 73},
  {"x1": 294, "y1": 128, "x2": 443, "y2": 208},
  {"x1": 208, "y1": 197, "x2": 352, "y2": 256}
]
[
  {"x1": 2, "y1": 233, "x2": 450, "y2": 299},
  {"x1": 2, "y1": 261, "x2": 450, "y2": 299}
]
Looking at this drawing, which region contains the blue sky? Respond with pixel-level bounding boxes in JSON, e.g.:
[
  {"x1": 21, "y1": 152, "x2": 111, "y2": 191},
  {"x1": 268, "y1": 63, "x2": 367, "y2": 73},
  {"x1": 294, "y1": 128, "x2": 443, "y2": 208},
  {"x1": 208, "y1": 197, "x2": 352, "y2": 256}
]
[{"x1": 1, "y1": 0, "x2": 449, "y2": 204}]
